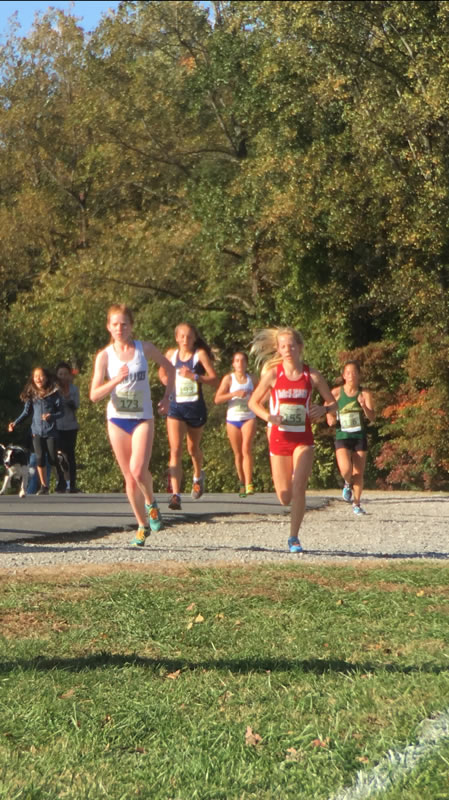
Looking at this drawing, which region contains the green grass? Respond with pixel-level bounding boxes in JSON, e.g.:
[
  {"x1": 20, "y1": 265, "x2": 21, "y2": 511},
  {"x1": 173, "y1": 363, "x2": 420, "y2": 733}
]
[{"x1": 0, "y1": 563, "x2": 448, "y2": 799}]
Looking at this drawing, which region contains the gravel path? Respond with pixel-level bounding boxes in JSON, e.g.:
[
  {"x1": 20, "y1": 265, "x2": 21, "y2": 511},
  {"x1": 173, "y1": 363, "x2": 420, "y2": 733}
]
[{"x1": 1, "y1": 491, "x2": 448, "y2": 571}]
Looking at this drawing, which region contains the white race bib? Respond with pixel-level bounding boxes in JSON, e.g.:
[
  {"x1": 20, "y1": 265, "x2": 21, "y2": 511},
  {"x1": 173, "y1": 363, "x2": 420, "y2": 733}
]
[
  {"x1": 233, "y1": 398, "x2": 249, "y2": 413},
  {"x1": 176, "y1": 374, "x2": 199, "y2": 402},
  {"x1": 112, "y1": 389, "x2": 144, "y2": 415},
  {"x1": 339, "y1": 411, "x2": 362, "y2": 433},
  {"x1": 278, "y1": 403, "x2": 306, "y2": 432}
]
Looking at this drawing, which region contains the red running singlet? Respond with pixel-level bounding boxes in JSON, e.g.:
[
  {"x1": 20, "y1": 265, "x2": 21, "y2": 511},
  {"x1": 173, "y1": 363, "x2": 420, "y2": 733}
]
[{"x1": 269, "y1": 362, "x2": 314, "y2": 456}]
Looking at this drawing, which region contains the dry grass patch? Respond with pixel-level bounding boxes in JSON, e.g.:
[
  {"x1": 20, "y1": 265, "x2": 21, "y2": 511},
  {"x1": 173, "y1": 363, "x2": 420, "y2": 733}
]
[
  {"x1": 0, "y1": 609, "x2": 70, "y2": 638},
  {"x1": 0, "y1": 561, "x2": 194, "y2": 584}
]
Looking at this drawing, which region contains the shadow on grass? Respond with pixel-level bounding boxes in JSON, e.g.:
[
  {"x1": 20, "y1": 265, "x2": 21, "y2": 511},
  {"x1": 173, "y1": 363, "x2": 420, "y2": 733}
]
[{"x1": 0, "y1": 653, "x2": 447, "y2": 676}]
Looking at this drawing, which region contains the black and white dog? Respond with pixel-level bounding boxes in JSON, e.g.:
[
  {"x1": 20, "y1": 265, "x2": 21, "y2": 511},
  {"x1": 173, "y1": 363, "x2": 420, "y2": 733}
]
[{"x1": 0, "y1": 444, "x2": 30, "y2": 498}]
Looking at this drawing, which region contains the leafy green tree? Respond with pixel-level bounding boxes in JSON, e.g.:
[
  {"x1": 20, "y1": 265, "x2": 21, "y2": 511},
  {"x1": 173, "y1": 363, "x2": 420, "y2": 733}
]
[{"x1": 2, "y1": 1, "x2": 449, "y2": 489}]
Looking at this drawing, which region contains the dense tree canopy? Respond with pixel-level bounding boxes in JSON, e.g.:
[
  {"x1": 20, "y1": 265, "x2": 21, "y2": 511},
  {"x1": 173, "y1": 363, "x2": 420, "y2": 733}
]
[{"x1": 1, "y1": 0, "x2": 449, "y2": 491}]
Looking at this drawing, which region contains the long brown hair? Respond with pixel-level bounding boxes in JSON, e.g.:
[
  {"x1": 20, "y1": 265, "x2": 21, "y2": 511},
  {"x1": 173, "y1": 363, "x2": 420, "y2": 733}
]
[
  {"x1": 333, "y1": 360, "x2": 362, "y2": 388},
  {"x1": 175, "y1": 322, "x2": 214, "y2": 360},
  {"x1": 20, "y1": 367, "x2": 58, "y2": 401}
]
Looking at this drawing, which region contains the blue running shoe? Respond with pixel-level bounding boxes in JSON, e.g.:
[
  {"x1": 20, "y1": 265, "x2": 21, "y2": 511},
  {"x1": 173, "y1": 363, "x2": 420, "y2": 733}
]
[
  {"x1": 131, "y1": 525, "x2": 149, "y2": 547},
  {"x1": 288, "y1": 537, "x2": 303, "y2": 554},
  {"x1": 342, "y1": 483, "x2": 352, "y2": 502},
  {"x1": 146, "y1": 501, "x2": 163, "y2": 532},
  {"x1": 352, "y1": 504, "x2": 366, "y2": 516}
]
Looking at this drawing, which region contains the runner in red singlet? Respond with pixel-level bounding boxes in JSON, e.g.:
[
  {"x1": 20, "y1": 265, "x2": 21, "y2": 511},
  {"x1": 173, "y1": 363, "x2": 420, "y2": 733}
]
[{"x1": 249, "y1": 328, "x2": 336, "y2": 553}]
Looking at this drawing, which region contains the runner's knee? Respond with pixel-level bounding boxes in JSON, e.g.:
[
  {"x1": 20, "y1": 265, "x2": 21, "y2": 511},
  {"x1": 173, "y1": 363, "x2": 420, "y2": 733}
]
[
  {"x1": 277, "y1": 489, "x2": 292, "y2": 506},
  {"x1": 125, "y1": 474, "x2": 138, "y2": 491},
  {"x1": 130, "y1": 464, "x2": 149, "y2": 484}
]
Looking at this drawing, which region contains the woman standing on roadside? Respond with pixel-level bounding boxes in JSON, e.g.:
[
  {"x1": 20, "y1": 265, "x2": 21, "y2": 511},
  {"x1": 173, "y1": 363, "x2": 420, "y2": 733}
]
[
  {"x1": 159, "y1": 323, "x2": 217, "y2": 510},
  {"x1": 8, "y1": 367, "x2": 64, "y2": 495},
  {"x1": 214, "y1": 352, "x2": 257, "y2": 497},
  {"x1": 90, "y1": 304, "x2": 175, "y2": 546},
  {"x1": 326, "y1": 360, "x2": 375, "y2": 515},
  {"x1": 55, "y1": 361, "x2": 80, "y2": 494},
  {"x1": 249, "y1": 327, "x2": 336, "y2": 553}
]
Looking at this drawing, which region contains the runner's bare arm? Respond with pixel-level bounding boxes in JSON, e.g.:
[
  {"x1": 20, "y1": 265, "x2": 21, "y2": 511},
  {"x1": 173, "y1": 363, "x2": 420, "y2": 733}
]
[
  {"x1": 248, "y1": 369, "x2": 276, "y2": 423},
  {"x1": 143, "y1": 342, "x2": 176, "y2": 414},
  {"x1": 90, "y1": 350, "x2": 127, "y2": 403},
  {"x1": 359, "y1": 389, "x2": 376, "y2": 422},
  {"x1": 194, "y1": 349, "x2": 219, "y2": 387},
  {"x1": 214, "y1": 374, "x2": 233, "y2": 404},
  {"x1": 158, "y1": 348, "x2": 176, "y2": 386},
  {"x1": 310, "y1": 369, "x2": 338, "y2": 421},
  {"x1": 326, "y1": 387, "x2": 340, "y2": 426}
]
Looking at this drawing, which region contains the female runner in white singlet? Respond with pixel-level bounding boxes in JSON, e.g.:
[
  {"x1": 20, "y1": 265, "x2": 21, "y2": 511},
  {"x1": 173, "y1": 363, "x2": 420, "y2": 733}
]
[
  {"x1": 90, "y1": 304, "x2": 175, "y2": 546},
  {"x1": 214, "y1": 352, "x2": 257, "y2": 497},
  {"x1": 249, "y1": 327, "x2": 336, "y2": 553}
]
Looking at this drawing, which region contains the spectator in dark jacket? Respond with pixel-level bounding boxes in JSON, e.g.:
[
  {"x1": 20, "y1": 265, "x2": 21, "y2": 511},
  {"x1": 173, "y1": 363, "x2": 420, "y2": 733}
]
[
  {"x1": 9, "y1": 367, "x2": 64, "y2": 495},
  {"x1": 55, "y1": 361, "x2": 80, "y2": 493}
]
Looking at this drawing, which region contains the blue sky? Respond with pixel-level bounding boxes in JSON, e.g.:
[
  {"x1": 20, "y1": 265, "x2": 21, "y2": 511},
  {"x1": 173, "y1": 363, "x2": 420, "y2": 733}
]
[{"x1": 0, "y1": 1, "x2": 120, "y2": 37}]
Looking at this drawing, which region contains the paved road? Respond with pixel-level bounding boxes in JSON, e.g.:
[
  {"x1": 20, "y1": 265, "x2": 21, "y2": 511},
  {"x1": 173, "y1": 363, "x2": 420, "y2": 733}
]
[{"x1": 0, "y1": 492, "x2": 327, "y2": 544}]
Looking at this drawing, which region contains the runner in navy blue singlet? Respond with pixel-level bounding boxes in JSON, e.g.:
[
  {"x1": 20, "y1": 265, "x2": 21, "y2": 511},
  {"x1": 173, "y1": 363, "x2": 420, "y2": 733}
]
[{"x1": 159, "y1": 323, "x2": 218, "y2": 510}]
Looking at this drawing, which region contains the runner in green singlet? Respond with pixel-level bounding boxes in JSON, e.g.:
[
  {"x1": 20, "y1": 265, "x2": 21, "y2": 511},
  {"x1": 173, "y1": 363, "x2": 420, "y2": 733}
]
[{"x1": 326, "y1": 361, "x2": 375, "y2": 515}]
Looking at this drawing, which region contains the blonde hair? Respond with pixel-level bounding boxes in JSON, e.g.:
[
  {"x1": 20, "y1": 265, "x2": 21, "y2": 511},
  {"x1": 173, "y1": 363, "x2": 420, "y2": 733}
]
[{"x1": 251, "y1": 327, "x2": 304, "y2": 372}]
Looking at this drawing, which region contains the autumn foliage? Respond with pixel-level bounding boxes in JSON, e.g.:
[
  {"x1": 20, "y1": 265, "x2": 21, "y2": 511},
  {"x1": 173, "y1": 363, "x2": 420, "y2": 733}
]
[{"x1": 1, "y1": 2, "x2": 449, "y2": 490}]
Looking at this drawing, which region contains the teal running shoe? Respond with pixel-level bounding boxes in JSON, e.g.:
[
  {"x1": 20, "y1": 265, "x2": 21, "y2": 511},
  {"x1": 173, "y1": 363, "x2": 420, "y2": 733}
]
[
  {"x1": 353, "y1": 504, "x2": 366, "y2": 516},
  {"x1": 131, "y1": 525, "x2": 149, "y2": 547},
  {"x1": 342, "y1": 483, "x2": 352, "y2": 502},
  {"x1": 146, "y1": 501, "x2": 163, "y2": 532},
  {"x1": 288, "y1": 537, "x2": 303, "y2": 554}
]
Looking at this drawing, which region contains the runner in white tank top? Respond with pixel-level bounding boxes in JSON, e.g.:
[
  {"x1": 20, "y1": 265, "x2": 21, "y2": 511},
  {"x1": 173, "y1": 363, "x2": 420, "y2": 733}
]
[
  {"x1": 215, "y1": 352, "x2": 258, "y2": 497},
  {"x1": 106, "y1": 340, "x2": 153, "y2": 422},
  {"x1": 90, "y1": 304, "x2": 175, "y2": 546},
  {"x1": 226, "y1": 372, "x2": 256, "y2": 423}
]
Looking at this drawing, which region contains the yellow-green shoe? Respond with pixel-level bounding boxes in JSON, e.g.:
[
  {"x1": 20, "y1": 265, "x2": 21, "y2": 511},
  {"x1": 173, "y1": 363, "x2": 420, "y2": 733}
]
[
  {"x1": 131, "y1": 525, "x2": 150, "y2": 547},
  {"x1": 245, "y1": 483, "x2": 255, "y2": 496}
]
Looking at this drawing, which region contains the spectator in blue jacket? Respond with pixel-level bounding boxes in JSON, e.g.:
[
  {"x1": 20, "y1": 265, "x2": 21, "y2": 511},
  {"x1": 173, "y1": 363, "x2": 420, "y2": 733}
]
[{"x1": 9, "y1": 367, "x2": 64, "y2": 495}]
